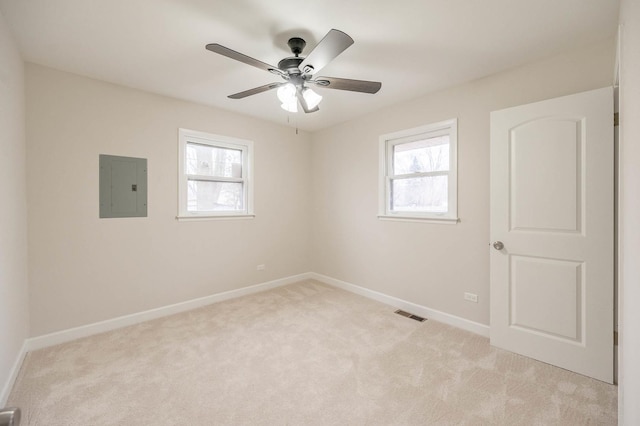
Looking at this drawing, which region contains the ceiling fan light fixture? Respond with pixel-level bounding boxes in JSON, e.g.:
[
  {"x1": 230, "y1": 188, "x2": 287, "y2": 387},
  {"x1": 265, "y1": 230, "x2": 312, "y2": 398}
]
[
  {"x1": 278, "y1": 83, "x2": 298, "y2": 112},
  {"x1": 302, "y1": 87, "x2": 322, "y2": 109},
  {"x1": 277, "y1": 83, "x2": 297, "y2": 104}
]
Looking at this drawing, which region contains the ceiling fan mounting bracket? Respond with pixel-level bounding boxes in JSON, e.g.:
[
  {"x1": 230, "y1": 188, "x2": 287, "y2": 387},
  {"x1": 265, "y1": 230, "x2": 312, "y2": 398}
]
[{"x1": 287, "y1": 37, "x2": 306, "y2": 56}]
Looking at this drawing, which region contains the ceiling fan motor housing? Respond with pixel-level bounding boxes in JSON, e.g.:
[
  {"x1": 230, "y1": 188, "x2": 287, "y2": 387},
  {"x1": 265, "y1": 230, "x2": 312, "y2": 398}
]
[{"x1": 277, "y1": 57, "x2": 304, "y2": 75}]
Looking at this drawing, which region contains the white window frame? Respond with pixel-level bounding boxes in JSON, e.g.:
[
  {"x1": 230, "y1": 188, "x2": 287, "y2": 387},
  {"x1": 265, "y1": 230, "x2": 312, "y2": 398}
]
[
  {"x1": 177, "y1": 128, "x2": 254, "y2": 220},
  {"x1": 378, "y1": 118, "x2": 459, "y2": 223}
]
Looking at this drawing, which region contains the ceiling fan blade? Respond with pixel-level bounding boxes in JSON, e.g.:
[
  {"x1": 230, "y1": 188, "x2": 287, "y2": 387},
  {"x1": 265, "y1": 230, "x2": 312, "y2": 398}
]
[
  {"x1": 228, "y1": 83, "x2": 284, "y2": 99},
  {"x1": 312, "y1": 76, "x2": 381, "y2": 94},
  {"x1": 206, "y1": 43, "x2": 284, "y2": 76},
  {"x1": 299, "y1": 29, "x2": 354, "y2": 75},
  {"x1": 296, "y1": 88, "x2": 319, "y2": 113}
]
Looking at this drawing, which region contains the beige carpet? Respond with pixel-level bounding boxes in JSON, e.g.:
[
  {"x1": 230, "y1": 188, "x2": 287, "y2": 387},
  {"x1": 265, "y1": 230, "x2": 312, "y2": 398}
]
[{"x1": 9, "y1": 280, "x2": 617, "y2": 425}]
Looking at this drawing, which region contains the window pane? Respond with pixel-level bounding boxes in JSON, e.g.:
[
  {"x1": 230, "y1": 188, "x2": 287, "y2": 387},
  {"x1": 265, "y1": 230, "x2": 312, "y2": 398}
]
[
  {"x1": 393, "y1": 136, "x2": 449, "y2": 175},
  {"x1": 186, "y1": 143, "x2": 242, "y2": 178},
  {"x1": 391, "y1": 176, "x2": 448, "y2": 213},
  {"x1": 187, "y1": 180, "x2": 244, "y2": 212}
]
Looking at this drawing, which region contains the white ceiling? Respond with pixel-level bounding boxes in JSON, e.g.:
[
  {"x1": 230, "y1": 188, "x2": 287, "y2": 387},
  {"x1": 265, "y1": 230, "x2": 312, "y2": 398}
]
[{"x1": 0, "y1": 0, "x2": 619, "y2": 132}]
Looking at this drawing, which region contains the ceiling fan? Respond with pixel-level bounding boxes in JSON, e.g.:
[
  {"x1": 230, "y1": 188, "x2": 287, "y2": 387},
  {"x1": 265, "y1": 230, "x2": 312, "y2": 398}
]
[{"x1": 205, "y1": 29, "x2": 382, "y2": 113}]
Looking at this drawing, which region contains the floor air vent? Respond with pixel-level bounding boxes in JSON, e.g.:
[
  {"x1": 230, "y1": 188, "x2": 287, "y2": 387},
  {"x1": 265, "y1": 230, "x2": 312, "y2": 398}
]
[{"x1": 394, "y1": 310, "x2": 426, "y2": 322}]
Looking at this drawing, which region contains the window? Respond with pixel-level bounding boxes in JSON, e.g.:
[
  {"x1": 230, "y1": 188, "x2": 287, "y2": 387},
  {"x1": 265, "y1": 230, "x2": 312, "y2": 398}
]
[
  {"x1": 379, "y1": 119, "x2": 458, "y2": 222},
  {"x1": 178, "y1": 129, "x2": 253, "y2": 219}
]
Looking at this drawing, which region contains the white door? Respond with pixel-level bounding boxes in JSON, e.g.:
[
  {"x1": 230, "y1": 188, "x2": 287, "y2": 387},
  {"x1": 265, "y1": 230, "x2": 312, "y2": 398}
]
[{"x1": 490, "y1": 87, "x2": 614, "y2": 383}]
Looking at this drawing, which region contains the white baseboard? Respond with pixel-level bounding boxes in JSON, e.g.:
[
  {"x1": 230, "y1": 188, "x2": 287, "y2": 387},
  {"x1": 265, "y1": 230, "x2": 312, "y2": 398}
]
[
  {"x1": 26, "y1": 272, "x2": 487, "y2": 352},
  {"x1": 310, "y1": 273, "x2": 490, "y2": 337},
  {"x1": 26, "y1": 272, "x2": 312, "y2": 352},
  {"x1": 14, "y1": 270, "x2": 487, "y2": 398},
  {"x1": 1, "y1": 340, "x2": 28, "y2": 407}
]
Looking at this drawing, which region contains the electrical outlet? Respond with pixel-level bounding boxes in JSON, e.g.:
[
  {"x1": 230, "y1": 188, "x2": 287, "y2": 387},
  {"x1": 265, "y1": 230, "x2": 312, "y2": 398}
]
[
  {"x1": 256, "y1": 264, "x2": 265, "y2": 271},
  {"x1": 464, "y1": 292, "x2": 478, "y2": 303}
]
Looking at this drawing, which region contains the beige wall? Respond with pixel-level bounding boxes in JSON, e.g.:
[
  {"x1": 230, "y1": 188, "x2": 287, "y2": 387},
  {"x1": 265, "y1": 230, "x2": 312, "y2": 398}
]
[
  {"x1": 26, "y1": 64, "x2": 312, "y2": 336},
  {"x1": 310, "y1": 38, "x2": 616, "y2": 326},
  {"x1": 0, "y1": 10, "x2": 29, "y2": 403},
  {"x1": 23, "y1": 34, "x2": 621, "y2": 368},
  {"x1": 619, "y1": 0, "x2": 640, "y2": 423}
]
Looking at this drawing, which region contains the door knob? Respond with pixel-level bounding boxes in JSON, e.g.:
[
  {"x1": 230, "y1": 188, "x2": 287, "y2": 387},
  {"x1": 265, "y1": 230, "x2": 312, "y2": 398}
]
[{"x1": 493, "y1": 241, "x2": 504, "y2": 250}]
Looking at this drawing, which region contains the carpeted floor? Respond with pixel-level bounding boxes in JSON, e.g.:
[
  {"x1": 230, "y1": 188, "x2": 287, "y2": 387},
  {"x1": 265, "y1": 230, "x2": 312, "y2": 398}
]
[{"x1": 9, "y1": 280, "x2": 617, "y2": 425}]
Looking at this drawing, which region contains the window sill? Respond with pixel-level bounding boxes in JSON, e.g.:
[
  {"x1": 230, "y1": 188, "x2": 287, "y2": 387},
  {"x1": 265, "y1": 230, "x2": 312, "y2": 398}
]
[
  {"x1": 176, "y1": 214, "x2": 255, "y2": 222},
  {"x1": 377, "y1": 215, "x2": 460, "y2": 225}
]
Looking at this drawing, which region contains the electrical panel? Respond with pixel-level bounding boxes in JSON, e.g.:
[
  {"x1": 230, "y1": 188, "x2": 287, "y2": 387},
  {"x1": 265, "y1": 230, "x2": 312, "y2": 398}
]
[{"x1": 99, "y1": 154, "x2": 147, "y2": 218}]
